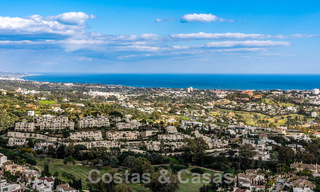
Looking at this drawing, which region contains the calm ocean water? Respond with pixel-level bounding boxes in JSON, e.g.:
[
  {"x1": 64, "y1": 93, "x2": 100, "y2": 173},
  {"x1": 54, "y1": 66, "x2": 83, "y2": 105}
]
[{"x1": 23, "y1": 74, "x2": 320, "y2": 90}]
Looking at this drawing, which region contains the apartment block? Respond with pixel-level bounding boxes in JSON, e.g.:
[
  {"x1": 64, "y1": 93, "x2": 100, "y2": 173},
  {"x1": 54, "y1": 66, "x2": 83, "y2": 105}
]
[
  {"x1": 78, "y1": 115, "x2": 110, "y2": 128},
  {"x1": 106, "y1": 131, "x2": 140, "y2": 140},
  {"x1": 15, "y1": 122, "x2": 35, "y2": 132}
]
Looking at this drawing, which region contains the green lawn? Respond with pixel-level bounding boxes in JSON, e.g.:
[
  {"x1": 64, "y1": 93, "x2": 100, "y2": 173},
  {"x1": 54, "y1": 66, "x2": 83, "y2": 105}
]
[
  {"x1": 37, "y1": 158, "x2": 216, "y2": 192},
  {"x1": 39, "y1": 100, "x2": 57, "y2": 104},
  {"x1": 36, "y1": 158, "x2": 109, "y2": 189},
  {"x1": 127, "y1": 166, "x2": 217, "y2": 192},
  {"x1": 209, "y1": 108, "x2": 310, "y2": 127}
]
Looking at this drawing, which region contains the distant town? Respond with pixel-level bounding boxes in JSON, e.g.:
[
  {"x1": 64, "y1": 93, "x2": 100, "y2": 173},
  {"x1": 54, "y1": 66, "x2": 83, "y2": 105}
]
[
  {"x1": 1, "y1": 73, "x2": 320, "y2": 192},
  {"x1": 0, "y1": 72, "x2": 36, "y2": 81}
]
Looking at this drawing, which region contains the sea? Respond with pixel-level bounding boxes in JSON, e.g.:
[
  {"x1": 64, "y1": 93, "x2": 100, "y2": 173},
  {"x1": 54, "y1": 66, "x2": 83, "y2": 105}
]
[{"x1": 22, "y1": 73, "x2": 320, "y2": 90}]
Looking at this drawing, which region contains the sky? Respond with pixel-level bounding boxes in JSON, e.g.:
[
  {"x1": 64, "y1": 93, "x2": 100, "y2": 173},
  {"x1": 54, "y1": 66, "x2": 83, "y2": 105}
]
[{"x1": 0, "y1": 0, "x2": 320, "y2": 74}]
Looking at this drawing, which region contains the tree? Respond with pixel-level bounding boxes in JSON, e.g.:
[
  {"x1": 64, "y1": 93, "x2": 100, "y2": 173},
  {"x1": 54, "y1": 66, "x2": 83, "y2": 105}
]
[
  {"x1": 53, "y1": 178, "x2": 63, "y2": 189},
  {"x1": 146, "y1": 169, "x2": 179, "y2": 192},
  {"x1": 306, "y1": 144, "x2": 319, "y2": 156},
  {"x1": 122, "y1": 156, "x2": 136, "y2": 168},
  {"x1": 132, "y1": 157, "x2": 154, "y2": 175},
  {"x1": 70, "y1": 178, "x2": 82, "y2": 190},
  {"x1": 57, "y1": 145, "x2": 66, "y2": 159},
  {"x1": 0, "y1": 109, "x2": 17, "y2": 130},
  {"x1": 183, "y1": 138, "x2": 208, "y2": 165},
  {"x1": 87, "y1": 170, "x2": 118, "y2": 192},
  {"x1": 239, "y1": 144, "x2": 255, "y2": 158},
  {"x1": 63, "y1": 130, "x2": 70, "y2": 138},
  {"x1": 114, "y1": 184, "x2": 132, "y2": 192},
  {"x1": 48, "y1": 145, "x2": 56, "y2": 157},
  {"x1": 238, "y1": 144, "x2": 256, "y2": 170},
  {"x1": 302, "y1": 152, "x2": 317, "y2": 164},
  {"x1": 42, "y1": 163, "x2": 51, "y2": 177},
  {"x1": 110, "y1": 156, "x2": 119, "y2": 168},
  {"x1": 27, "y1": 139, "x2": 35, "y2": 148},
  {"x1": 151, "y1": 111, "x2": 161, "y2": 121},
  {"x1": 63, "y1": 158, "x2": 68, "y2": 165},
  {"x1": 53, "y1": 172, "x2": 59, "y2": 177},
  {"x1": 278, "y1": 146, "x2": 295, "y2": 165}
]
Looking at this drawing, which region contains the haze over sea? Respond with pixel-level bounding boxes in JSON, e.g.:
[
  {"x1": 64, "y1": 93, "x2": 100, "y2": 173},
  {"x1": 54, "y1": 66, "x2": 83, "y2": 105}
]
[{"x1": 23, "y1": 74, "x2": 320, "y2": 90}]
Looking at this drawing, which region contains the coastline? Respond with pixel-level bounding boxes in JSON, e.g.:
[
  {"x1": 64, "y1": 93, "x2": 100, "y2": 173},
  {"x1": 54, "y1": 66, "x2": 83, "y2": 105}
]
[
  {"x1": 0, "y1": 73, "x2": 41, "y2": 81},
  {"x1": 20, "y1": 73, "x2": 320, "y2": 91},
  {"x1": 20, "y1": 73, "x2": 42, "y2": 80}
]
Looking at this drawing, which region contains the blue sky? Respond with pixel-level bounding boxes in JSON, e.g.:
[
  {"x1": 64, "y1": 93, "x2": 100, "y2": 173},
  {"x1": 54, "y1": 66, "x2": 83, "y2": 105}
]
[{"x1": 0, "y1": 0, "x2": 320, "y2": 73}]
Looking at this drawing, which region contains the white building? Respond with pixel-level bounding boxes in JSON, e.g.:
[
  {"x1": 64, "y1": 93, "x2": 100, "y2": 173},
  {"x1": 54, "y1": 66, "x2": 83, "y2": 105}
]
[
  {"x1": 15, "y1": 122, "x2": 35, "y2": 132},
  {"x1": 165, "y1": 126, "x2": 178, "y2": 134},
  {"x1": 8, "y1": 132, "x2": 58, "y2": 142},
  {"x1": 0, "y1": 89, "x2": 7, "y2": 95},
  {"x1": 116, "y1": 121, "x2": 141, "y2": 130},
  {"x1": 69, "y1": 141, "x2": 120, "y2": 149},
  {"x1": 33, "y1": 177, "x2": 55, "y2": 192},
  {"x1": 312, "y1": 88, "x2": 320, "y2": 95},
  {"x1": 0, "y1": 180, "x2": 23, "y2": 192},
  {"x1": 8, "y1": 138, "x2": 26, "y2": 146},
  {"x1": 57, "y1": 183, "x2": 78, "y2": 192},
  {"x1": 70, "y1": 131, "x2": 103, "y2": 141},
  {"x1": 78, "y1": 115, "x2": 110, "y2": 129},
  {"x1": 311, "y1": 111, "x2": 318, "y2": 118},
  {"x1": 106, "y1": 131, "x2": 140, "y2": 140},
  {"x1": 0, "y1": 153, "x2": 7, "y2": 167},
  {"x1": 35, "y1": 116, "x2": 74, "y2": 130},
  {"x1": 28, "y1": 110, "x2": 35, "y2": 117},
  {"x1": 187, "y1": 87, "x2": 193, "y2": 93}
]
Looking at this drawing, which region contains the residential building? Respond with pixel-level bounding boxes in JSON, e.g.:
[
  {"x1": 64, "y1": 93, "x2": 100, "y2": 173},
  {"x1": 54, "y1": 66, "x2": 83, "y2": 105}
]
[
  {"x1": 70, "y1": 131, "x2": 103, "y2": 141},
  {"x1": 140, "y1": 130, "x2": 159, "y2": 138},
  {"x1": 2, "y1": 161, "x2": 27, "y2": 175},
  {"x1": 8, "y1": 138, "x2": 26, "y2": 146},
  {"x1": 22, "y1": 169, "x2": 40, "y2": 184},
  {"x1": 0, "y1": 179, "x2": 23, "y2": 192},
  {"x1": 28, "y1": 110, "x2": 35, "y2": 117},
  {"x1": 165, "y1": 126, "x2": 178, "y2": 134},
  {"x1": 311, "y1": 111, "x2": 318, "y2": 118},
  {"x1": 33, "y1": 177, "x2": 55, "y2": 191},
  {"x1": 291, "y1": 163, "x2": 320, "y2": 174},
  {"x1": 312, "y1": 88, "x2": 320, "y2": 95},
  {"x1": 15, "y1": 122, "x2": 35, "y2": 132},
  {"x1": 116, "y1": 121, "x2": 141, "y2": 130},
  {"x1": 8, "y1": 132, "x2": 58, "y2": 142},
  {"x1": 69, "y1": 141, "x2": 120, "y2": 149},
  {"x1": 0, "y1": 153, "x2": 7, "y2": 167},
  {"x1": 33, "y1": 142, "x2": 56, "y2": 151},
  {"x1": 35, "y1": 116, "x2": 74, "y2": 130},
  {"x1": 57, "y1": 183, "x2": 78, "y2": 192},
  {"x1": 106, "y1": 131, "x2": 140, "y2": 140},
  {"x1": 291, "y1": 179, "x2": 316, "y2": 191},
  {"x1": 78, "y1": 115, "x2": 110, "y2": 129}
]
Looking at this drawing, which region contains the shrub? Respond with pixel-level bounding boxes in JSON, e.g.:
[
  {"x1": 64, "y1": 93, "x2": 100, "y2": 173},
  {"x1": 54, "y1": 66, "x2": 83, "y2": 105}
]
[{"x1": 191, "y1": 167, "x2": 204, "y2": 174}]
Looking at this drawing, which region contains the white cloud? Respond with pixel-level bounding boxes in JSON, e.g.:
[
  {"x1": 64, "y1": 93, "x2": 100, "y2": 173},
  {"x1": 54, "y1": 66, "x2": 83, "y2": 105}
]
[
  {"x1": 0, "y1": 12, "x2": 94, "y2": 36},
  {"x1": 170, "y1": 32, "x2": 320, "y2": 40},
  {"x1": 107, "y1": 33, "x2": 160, "y2": 41},
  {"x1": 1, "y1": 12, "x2": 318, "y2": 61},
  {"x1": 154, "y1": 18, "x2": 176, "y2": 23},
  {"x1": 171, "y1": 32, "x2": 270, "y2": 39},
  {"x1": 181, "y1": 13, "x2": 219, "y2": 23},
  {"x1": 274, "y1": 34, "x2": 320, "y2": 39},
  {"x1": 77, "y1": 56, "x2": 93, "y2": 62},
  {"x1": 180, "y1": 13, "x2": 234, "y2": 23},
  {"x1": 214, "y1": 48, "x2": 267, "y2": 52},
  {"x1": 0, "y1": 40, "x2": 34, "y2": 44},
  {"x1": 48, "y1": 12, "x2": 94, "y2": 25},
  {"x1": 203, "y1": 40, "x2": 290, "y2": 48}
]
